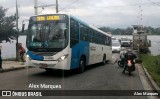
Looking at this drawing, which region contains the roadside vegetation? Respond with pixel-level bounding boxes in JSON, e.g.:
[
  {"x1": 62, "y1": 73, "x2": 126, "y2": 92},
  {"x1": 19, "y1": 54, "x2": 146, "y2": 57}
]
[
  {"x1": 139, "y1": 54, "x2": 160, "y2": 87},
  {"x1": 99, "y1": 26, "x2": 160, "y2": 35},
  {"x1": 0, "y1": 6, "x2": 17, "y2": 43}
]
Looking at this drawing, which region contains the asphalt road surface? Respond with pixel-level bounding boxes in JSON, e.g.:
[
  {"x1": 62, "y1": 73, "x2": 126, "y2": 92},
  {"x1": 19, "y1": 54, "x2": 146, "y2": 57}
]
[{"x1": 0, "y1": 53, "x2": 150, "y2": 99}]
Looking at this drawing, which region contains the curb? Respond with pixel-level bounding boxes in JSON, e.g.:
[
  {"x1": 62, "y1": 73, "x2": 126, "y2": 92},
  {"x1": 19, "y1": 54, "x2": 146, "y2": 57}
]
[
  {"x1": 141, "y1": 63, "x2": 160, "y2": 91},
  {"x1": 0, "y1": 66, "x2": 27, "y2": 73}
]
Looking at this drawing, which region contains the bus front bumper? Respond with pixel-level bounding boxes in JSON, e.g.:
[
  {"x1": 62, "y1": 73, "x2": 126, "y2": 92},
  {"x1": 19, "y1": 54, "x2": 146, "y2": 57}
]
[
  {"x1": 31, "y1": 60, "x2": 57, "y2": 68},
  {"x1": 26, "y1": 59, "x2": 70, "y2": 70}
]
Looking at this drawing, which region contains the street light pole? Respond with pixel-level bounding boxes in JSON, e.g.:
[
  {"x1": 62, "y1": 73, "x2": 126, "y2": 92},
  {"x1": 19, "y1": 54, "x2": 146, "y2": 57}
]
[{"x1": 16, "y1": 0, "x2": 19, "y2": 61}]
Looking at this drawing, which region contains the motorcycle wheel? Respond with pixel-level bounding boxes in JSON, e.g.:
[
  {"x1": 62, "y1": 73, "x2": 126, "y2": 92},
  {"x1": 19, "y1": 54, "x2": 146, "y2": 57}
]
[
  {"x1": 128, "y1": 67, "x2": 131, "y2": 76},
  {"x1": 118, "y1": 61, "x2": 123, "y2": 67}
]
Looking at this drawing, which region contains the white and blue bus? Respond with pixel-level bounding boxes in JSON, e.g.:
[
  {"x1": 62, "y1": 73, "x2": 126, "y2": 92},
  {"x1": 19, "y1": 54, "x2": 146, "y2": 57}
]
[{"x1": 25, "y1": 14, "x2": 112, "y2": 72}]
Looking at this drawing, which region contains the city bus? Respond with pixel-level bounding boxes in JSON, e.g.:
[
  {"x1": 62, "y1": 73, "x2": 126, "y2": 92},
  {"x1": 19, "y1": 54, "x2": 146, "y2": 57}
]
[{"x1": 25, "y1": 14, "x2": 112, "y2": 72}]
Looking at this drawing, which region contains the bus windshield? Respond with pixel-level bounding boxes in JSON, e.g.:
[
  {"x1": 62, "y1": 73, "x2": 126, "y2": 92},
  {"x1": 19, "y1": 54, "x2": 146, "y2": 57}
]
[{"x1": 27, "y1": 16, "x2": 68, "y2": 52}]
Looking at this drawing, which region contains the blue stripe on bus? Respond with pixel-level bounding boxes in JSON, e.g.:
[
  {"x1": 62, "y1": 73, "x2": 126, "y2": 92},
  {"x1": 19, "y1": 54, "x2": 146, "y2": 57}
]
[
  {"x1": 70, "y1": 41, "x2": 89, "y2": 69},
  {"x1": 27, "y1": 51, "x2": 44, "y2": 61}
]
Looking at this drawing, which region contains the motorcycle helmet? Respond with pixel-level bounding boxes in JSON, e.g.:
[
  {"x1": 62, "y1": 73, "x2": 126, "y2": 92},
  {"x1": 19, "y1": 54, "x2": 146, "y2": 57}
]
[{"x1": 128, "y1": 49, "x2": 132, "y2": 52}]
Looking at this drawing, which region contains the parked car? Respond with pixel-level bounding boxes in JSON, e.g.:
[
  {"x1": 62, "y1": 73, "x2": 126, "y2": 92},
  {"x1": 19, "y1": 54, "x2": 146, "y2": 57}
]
[
  {"x1": 112, "y1": 36, "x2": 117, "y2": 40},
  {"x1": 112, "y1": 41, "x2": 121, "y2": 53},
  {"x1": 112, "y1": 36, "x2": 120, "y2": 43},
  {"x1": 120, "y1": 37, "x2": 132, "y2": 47}
]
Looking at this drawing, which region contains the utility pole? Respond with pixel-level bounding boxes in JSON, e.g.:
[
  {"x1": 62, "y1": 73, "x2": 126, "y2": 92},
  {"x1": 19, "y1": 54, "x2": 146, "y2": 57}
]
[
  {"x1": 56, "y1": 0, "x2": 58, "y2": 13},
  {"x1": 139, "y1": 5, "x2": 143, "y2": 26},
  {"x1": 16, "y1": 0, "x2": 19, "y2": 61},
  {"x1": 34, "y1": 0, "x2": 58, "y2": 15},
  {"x1": 34, "y1": 0, "x2": 38, "y2": 15}
]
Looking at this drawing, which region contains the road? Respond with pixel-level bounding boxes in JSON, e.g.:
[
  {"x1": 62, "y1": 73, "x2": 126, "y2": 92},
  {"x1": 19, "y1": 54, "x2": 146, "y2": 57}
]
[{"x1": 0, "y1": 53, "x2": 149, "y2": 99}]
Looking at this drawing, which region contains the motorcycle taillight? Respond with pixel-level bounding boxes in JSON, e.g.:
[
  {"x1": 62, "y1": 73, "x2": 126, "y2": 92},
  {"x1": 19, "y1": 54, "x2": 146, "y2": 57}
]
[{"x1": 128, "y1": 60, "x2": 132, "y2": 67}]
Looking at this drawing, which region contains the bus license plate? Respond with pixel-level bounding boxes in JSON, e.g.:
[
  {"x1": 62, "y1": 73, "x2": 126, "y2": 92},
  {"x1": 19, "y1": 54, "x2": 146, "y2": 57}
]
[
  {"x1": 39, "y1": 63, "x2": 48, "y2": 68},
  {"x1": 44, "y1": 56, "x2": 54, "y2": 60}
]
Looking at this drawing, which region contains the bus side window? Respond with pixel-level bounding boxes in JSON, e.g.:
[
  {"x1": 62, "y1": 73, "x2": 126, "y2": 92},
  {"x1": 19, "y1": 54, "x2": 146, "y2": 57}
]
[
  {"x1": 80, "y1": 24, "x2": 86, "y2": 41},
  {"x1": 106, "y1": 36, "x2": 108, "y2": 45},
  {"x1": 70, "y1": 19, "x2": 79, "y2": 47},
  {"x1": 107, "y1": 36, "x2": 111, "y2": 46},
  {"x1": 108, "y1": 37, "x2": 111, "y2": 46},
  {"x1": 89, "y1": 30, "x2": 93, "y2": 42}
]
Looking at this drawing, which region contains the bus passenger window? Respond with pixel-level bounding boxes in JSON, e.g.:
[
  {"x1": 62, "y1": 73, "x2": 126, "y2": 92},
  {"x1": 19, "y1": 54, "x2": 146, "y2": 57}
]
[
  {"x1": 70, "y1": 19, "x2": 79, "y2": 47},
  {"x1": 106, "y1": 36, "x2": 109, "y2": 45},
  {"x1": 80, "y1": 24, "x2": 88, "y2": 41},
  {"x1": 108, "y1": 37, "x2": 111, "y2": 46}
]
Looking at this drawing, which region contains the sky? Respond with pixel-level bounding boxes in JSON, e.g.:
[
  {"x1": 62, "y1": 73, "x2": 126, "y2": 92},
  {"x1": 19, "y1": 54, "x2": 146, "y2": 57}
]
[{"x1": 0, "y1": 0, "x2": 160, "y2": 29}]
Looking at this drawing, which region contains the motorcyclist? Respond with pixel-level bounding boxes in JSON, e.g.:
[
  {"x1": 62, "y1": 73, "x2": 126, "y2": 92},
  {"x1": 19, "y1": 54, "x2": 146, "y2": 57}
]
[
  {"x1": 119, "y1": 48, "x2": 127, "y2": 67},
  {"x1": 122, "y1": 49, "x2": 137, "y2": 73}
]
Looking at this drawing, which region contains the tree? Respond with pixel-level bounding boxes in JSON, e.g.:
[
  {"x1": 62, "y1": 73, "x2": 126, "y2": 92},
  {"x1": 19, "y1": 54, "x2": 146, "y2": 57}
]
[
  {"x1": 0, "y1": 6, "x2": 17, "y2": 43},
  {"x1": 99, "y1": 26, "x2": 160, "y2": 35}
]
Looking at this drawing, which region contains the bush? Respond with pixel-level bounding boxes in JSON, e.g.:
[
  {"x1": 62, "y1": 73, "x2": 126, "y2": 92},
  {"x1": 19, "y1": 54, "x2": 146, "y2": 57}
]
[{"x1": 155, "y1": 55, "x2": 160, "y2": 74}]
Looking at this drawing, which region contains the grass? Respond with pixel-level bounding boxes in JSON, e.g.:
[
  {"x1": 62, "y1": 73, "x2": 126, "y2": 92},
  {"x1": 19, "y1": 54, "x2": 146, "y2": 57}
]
[{"x1": 139, "y1": 54, "x2": 160, "y2": 87}]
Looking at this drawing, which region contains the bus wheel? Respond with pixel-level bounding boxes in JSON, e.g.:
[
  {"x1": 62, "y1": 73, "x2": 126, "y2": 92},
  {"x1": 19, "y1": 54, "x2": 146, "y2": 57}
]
[
  {"x1": 78, "y1": 56, "x2": 86, "y2": 73},
  {"x1": 102, "y1": 55, "x2": 106, "y2": 65},
  {"x1": 45, "y1": 68, "x2": 53, "y2": 73}
]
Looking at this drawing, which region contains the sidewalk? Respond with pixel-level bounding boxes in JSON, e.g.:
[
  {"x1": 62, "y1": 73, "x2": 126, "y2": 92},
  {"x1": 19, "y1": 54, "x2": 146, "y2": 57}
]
[{"x1": 0, "y1": 61, "x2": 27, "y2": 73}]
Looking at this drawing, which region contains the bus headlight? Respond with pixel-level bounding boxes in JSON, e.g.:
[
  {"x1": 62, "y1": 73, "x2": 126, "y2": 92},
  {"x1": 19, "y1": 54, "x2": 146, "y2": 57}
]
[
  {"x1": 57, "y1": 54, "x2": 68, "y2": 62},
  {"x1": 26, "y1": 55, "x2": 29, "y2": 58},
  {"x1": 26, "y1": 54, "x2": 32, "y2": 60}
]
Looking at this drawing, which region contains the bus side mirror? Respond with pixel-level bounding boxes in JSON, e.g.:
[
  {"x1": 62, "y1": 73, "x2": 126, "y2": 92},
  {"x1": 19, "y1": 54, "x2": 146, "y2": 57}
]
[{"x1": 22, "y1": 24, "x2": 25, "y2": 34}]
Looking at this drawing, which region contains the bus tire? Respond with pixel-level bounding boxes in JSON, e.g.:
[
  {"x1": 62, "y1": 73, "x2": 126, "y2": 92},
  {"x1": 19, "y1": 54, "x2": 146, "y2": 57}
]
[
  {"x1": 102, "y1": 55, "x2": 106, "y2": 65},
  {"x1": 78, "y1": 56, "x2": 86, "y2": 73},
  {"x1": 45, "y1": 68, "x2": 53, "y2": 73}
]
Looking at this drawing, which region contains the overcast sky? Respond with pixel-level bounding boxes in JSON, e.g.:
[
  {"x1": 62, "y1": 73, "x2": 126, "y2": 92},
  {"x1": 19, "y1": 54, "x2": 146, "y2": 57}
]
[{"x1": 0, "y1": 0, "x2": 160, "y2": 29}]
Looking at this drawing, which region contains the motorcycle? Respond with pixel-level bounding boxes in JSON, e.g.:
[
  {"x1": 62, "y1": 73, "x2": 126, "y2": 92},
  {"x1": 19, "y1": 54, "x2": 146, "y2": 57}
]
[
  {"x1": 118, "y1": 58, "x2": 125, "y2": 68},
  {"x1": 125, "y1": 60, "x2": 135, "y2": 75}
]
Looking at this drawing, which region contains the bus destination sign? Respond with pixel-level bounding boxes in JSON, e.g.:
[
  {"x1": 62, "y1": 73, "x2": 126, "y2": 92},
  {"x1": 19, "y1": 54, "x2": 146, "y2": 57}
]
[{"x1": 36, "y1": 16, "x2": 60, "y2": 21}]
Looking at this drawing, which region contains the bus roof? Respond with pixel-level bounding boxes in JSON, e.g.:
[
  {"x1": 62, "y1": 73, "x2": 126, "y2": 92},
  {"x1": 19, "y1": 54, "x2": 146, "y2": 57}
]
[
  {"x1": 70, "y1": 15, "x2": 111, "y2": 37},
  {"x1": 30, "y1": 13, "x2": 111, "y2": 37}
]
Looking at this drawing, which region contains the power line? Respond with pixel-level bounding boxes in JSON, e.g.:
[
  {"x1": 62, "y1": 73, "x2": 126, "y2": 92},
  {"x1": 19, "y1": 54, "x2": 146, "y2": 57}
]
[
  {"x1": 146, "y1": 0, "x2": 160, "y2": 6},
  {"x1": 94, "y1": 2, "x2": 160, "y2": 8},
  {"x1": 34, "y1": 0, "x2": 59, "y2": 15},
  {"x1": 58, "y1": 0, "x2": 80, "y2": 12},
  {"x1": 57, "y1": 2, "x2": 160, "y2": 11}
]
